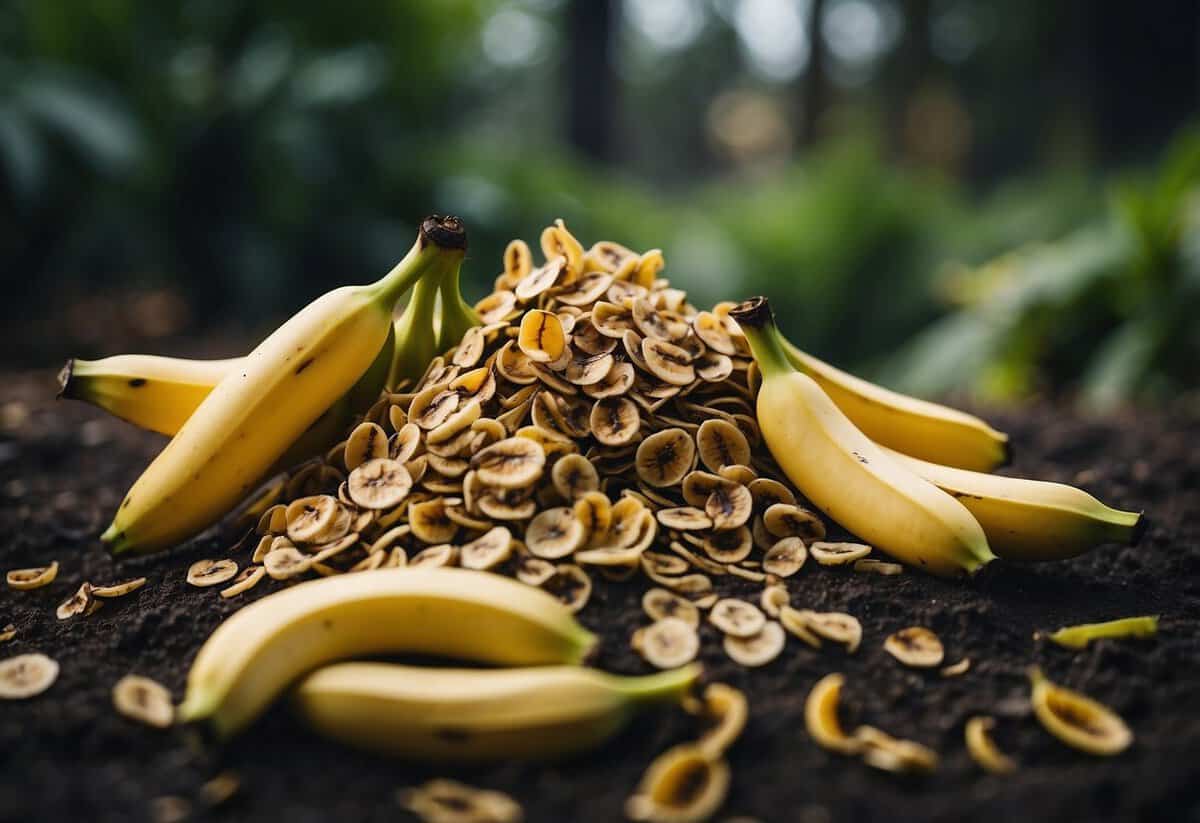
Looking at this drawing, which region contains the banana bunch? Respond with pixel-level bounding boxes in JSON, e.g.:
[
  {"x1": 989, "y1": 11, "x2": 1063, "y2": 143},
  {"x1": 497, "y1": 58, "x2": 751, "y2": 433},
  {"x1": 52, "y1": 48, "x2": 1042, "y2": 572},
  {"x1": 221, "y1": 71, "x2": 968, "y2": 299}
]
[
  {"x1": 179, "y1": 567, "x2": 700, "y2": 760},
  {"x1": 98, "y1": 216, "x2": 469, "y2": 555},
  {"x1": 730, "y1": 297, "x2": 1142, "y2": 576}
]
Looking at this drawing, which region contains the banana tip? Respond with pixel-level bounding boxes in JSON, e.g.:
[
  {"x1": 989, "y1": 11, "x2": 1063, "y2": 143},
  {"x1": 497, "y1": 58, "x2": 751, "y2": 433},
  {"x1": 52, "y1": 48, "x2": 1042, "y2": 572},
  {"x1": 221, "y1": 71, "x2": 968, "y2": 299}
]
[
  {"x1": 999, "y1": 437, "x2": 1014, "y2": 468},
  {"x1": 727, "y1": 296, "x2": 771, "y2": 328},
  {"x1": 419, "y1": 215, "x2": 468, "y2": 251},
  {"x1": 1130, "y1": 512, "x2": 1149, "y2": 546}
]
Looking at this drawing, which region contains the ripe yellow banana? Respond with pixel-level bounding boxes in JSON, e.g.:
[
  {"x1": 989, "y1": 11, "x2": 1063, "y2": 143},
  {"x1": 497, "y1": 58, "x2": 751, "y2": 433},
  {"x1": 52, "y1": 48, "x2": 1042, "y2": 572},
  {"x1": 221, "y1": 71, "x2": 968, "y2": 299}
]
[
  {"x1": 59, "y1": 355, "x2": 239, "y2": 436},
  {"x1": 781, "y1": 340, "x2": 1010, "y2": 472},
  {"x1": 731, "y1": 297, "x2": 995, "y2": 577},
  {"x1": 101, "y1": 216, "x2": 466, "y2": 555},
  {"x1": 293, "y1": 661, "x2": 700, "y2": 761},
  {"x1": 178, "y1": 568, "x2": 598, "y2": 738},
  {"x1": 884, "y1": 448, "x2": 1144, "y2": 561}
]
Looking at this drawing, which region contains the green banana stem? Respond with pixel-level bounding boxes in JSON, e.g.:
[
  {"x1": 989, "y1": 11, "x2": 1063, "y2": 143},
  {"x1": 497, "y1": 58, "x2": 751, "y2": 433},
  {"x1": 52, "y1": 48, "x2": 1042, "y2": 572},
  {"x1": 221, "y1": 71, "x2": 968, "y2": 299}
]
[
  {"x1": 366, "y1": 215, "x2": 467, "y2": 312},
  {"x1": 615, "y1": 663, "x2": 702, "y2": 706},
  {"x1": 386, "y1": 262, "x2": 446, "y2": 390},
  {"x1": 730, "y1": 298, "x2": 793, "y2": 380},
  {"x1": 434, "y1": 255, "x2": 481, "y2": 353}
]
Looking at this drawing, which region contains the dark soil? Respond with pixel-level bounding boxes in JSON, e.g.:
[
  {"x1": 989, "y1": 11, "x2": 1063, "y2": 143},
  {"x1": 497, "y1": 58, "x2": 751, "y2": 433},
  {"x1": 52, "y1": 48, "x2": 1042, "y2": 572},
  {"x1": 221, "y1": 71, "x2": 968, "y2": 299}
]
[{"x1": 2, "y1": 369, "x2": 1199, "y2": 823}]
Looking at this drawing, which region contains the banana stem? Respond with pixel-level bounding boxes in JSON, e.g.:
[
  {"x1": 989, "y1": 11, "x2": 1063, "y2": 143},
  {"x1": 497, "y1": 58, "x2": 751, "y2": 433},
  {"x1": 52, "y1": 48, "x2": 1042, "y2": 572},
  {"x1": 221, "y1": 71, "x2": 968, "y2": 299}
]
[
  {"x1": 616, "y1": 664, "x2": 702, "y2": 706},
  {"x1": 729, "y1": 297, "x2": 793, "y2": 379},
  {"x1": 367, "y1": 215, "x2": 467, "y2": 312},
  {"x1": 434, "y1": 256, "x2": 481, "y2": 353},
  {"x1": 385, "y1": 262, "x2": 446, "y2": 390}
]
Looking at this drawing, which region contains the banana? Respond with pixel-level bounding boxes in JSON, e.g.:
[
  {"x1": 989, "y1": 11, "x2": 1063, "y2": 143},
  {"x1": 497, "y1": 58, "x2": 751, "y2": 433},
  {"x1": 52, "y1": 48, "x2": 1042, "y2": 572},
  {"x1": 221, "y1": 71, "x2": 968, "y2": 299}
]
[
  {"x1": 58, "y1": 355, "x2": 239, "y2": 436},
  {"x1": 780, "y1": 339, "x2": 1010, "y2": 471},
  {"x1": 101, "y1": 216, "x2": 466, "y2": 555},
  {"x1": 386, "y1": 261, "x2": 444, "y2": 391},
  {"x1": 730, "y1": 297, "x2": 995, "y2": 577},
  {"x1": 178, "y1": 568, "x2": 598, "y2": 738},
  {"x1": 434, "y1": 253, "x2": 482, "y2": 354},
  {"x1": 292, "y1": 661, "x2": 700, "y2": 761},
  {"x1": 884, "y1": 448, "x2": 1144, "y2": 561}
]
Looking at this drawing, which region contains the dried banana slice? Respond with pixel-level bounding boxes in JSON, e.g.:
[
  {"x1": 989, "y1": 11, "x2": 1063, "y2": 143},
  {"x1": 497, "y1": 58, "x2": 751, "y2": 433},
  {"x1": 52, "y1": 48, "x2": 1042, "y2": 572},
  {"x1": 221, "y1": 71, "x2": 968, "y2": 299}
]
[
  {"x1": 704, "y1": 482, "x2": 753, "y2": 531},
  {"x1": 1029, "y1": 667, "x2": 1132, "y2": 756},
  {"x1": 854, "y1": 559, "x2": 903, "y2": 576},
  {"x1": 551, "y1": 454, "x2": 599, "y2": 501},
  {"x1": 804, "y1": 673, "x2": 861, "y2": 755},
  {"x1": 642, "y1": 588, "x2": 701, "y2": 628},
  {"x1": 344, "y1": 421, "x2": 389, "y2": 471},
  {"x1": 696, "y1": 420, "x2": 750, "y2": 472},
  {"x1": 460, "y1": 526, "x2": 513, "y2": 571},
  {"x1": 632, "y1": 296, "x2": 689, "y2": 342},
  {"x1": 709, "y1": 598, "x2": 767, "y2": 639},
  {"x1": 471, "y1": 437, "x2": 546, "y2": 488},
  {"x1": 515, "y1": 256, "x2": 566, "y2": 301},
  {"x1": 701, "y1": 527, "x2": 753, "y2": 564},
  {"x1": 112, "y1": 674, "x2": 174, "y2": 728},
  {"x1": 573, "y1": 491, "x2": 613, "y2": 546},
  {"x1": 941, "y1": 658, "x2": 971, "y2": 677},
  {"x1": 634, "y1": 617, "x2": 700, "y2": 669},
  {"x1": 884, "y1": 627, "x2": 944, "y2": 668},
  {"x1": 285, "y1": 495, "x2": 340, "y2": 543},
  {"x1": 347, "y1": 459, "x2": 413, "y2": 510},
  {"x1": 7, "y1": 561, "x2": 59, "y2": 591},
  {"x1": 409, "y1": 544, "x2": 458, "y2": 569},
  {"x1": 0, "y1": 625, "x2": 14, "y2": 643},
  {"x1": 809, "y1": 541, "x2": 871, "y2": 566},
  {"x1": 656, "y1": 507, "x2": 712, "y2": 531},
  {"x1": 408, "y1": 498, "x2": 459, "y2": 545},
  {"x1": 965, "y1": 716, "x2": 1016, "y2": 774},
  {"x1": 693, "y1": 683, "x2": 748, "y2": 758},
  {"x1": 541, "y1": 219, "x2": 584, "y2": 279},
  {"x1": 496, "y1": 340, "x2": 539, "y2": 385},
  {"x1": 518, "y1": 309, "x2": 567, "y2": 364},
  {"x1": 693, "y1": 351, "x2": 733, "y2": 383},
  {"x1": 855, "y1": 725, "x2": 938, "y2": 774},
  {"x1": 390, "y1": 422, "x2": 423, "y2": 463},
  {"x1": 747, "y1": 478, "x2": 796, "y2": 510},
  {"x1": 525, "y1": 507, "x2": 585, "y2": 559},
  {"x1": 542, "y1": 563, "x2": 592, "y2": 612},
  {"x1": 635, "y1": 429, "x2": 695, "y2": 488},
  {"x1": 681, "y1": 471, "x2": 724, "y2": 508},
  {"x1": 625, "y1": 743, "x2": 730, "y2": 823},
  {"x1": 515, "y1": 553, "x2": 557, "y2": 586},
  {"x1": 220, "y1": 566, "x2": 266, "y2": 598},
  {"x1": 763, "y1": 504, "x2": 826, "y2": 542},
  {"x1": 426, "y1": 398, "x2": 482, "y2": 446},
  {"x1": 400, "y1": 779, "x2": 523, "y2": 823},
  {"x1": 476, "y1": 289, "x2": 518, "y2": 323},
  {"x1": 0, "y1": 653, "x2": 59, "y2": 699},
  {"x1": 451, "y1": 326, "x2": 486, "y2": 368},
  {"x1": 723, "y1": 621, "x2": 785, "y2": 667},
  {"x1": 591, "y1": 397, "x2": 641, "y2": 446},
  {"x1": 762, "y1": 538, "x2": 807, "y2": 577},
  {"x1": 500, "y1": 238, "x2": 533, "y2": 286},
  {"x1": 92, "y1": 577, "x2": 148, "y2": 598},
  {"x1": 187, "y1": 559, "x2": 238, "y2": 588},
  {"x1": 264, "y1": 547, "x2": 312, "y2": 580},
  {"x1": 641, "y1": 338, "x2": 695, "y2": 386},
  {"x1": 582, "y1": 360, "x2": 635, "y2": 399},
  {"x1": 760, "y1": 583, "x2": 790, "y2": 618}
]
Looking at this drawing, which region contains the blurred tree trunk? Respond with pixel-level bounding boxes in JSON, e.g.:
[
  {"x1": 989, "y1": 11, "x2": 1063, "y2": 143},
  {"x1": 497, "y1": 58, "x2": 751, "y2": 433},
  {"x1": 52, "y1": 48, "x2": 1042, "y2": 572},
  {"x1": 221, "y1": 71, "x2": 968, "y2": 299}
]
[
  {"x1": 566, "y1": 0, "x2": 617, "y2": 162},
  {"x1": 799, "y1": 0, "x2": 828, "y2": 146},
  {"x1": 887, "y1": 0, "x2": 932, "y2": 161}
]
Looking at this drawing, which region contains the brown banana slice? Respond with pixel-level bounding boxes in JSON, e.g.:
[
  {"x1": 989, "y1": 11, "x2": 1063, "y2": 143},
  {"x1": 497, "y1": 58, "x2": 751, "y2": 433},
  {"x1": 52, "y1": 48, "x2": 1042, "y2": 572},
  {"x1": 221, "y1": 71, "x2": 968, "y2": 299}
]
[
  {"x1": 525, "y1": 507, "x2": 584, "y2": 559},
  {"x1": 476, "y1": 492, "x2": 537, "y2": 521},
  {"x1": 701, "y1": 526, "x2": 753, "y2": 563},
  {"x1": 632, "y1": 296, "x2": 689, "y2": 341},
  {"x1": 556, "y1": 271, "x2": 613, "y2": 306},
  {"x1": 724, "y1": 621, "x2": 785, "y2": 667},
  {"x1": 220, "y1": 566, "x2": 266, "y2": 598},
  {"x1": 693, "y1": 683, "x2": 748, "y2": 758},
  {"x1": 681, "y1": 470, "x2": 724, "y2": 507},
  {"x1": 92, "y1": 577, "x2": 148, "y2": 599},
  {"x1": 582, "y1": 360, "x2": 635, "y2": 399},
  {"x1": 112, "y1": 674, "x2": 173, "y2": 728},
  {"x1": 705, "y1": 481, "x2": 753, "y2": 531},
  {"x1": 763, "y1": 537, "x2": 807, "y2": 577},
  {"x1": 187, "y1": 559, "x2": 238, "y2": 588},
  {"x1": 965, "y1": 716, "x2": 1017, "y2": 774},
  {"x1": 855, "y1": 726, "x2": 939, "y2": 774},
  {"x1": 809, "y1": 541, "x2": 871, "y2": 566},
  {"x1": 285, "y1": 495, "x2": 340, "y2": 543},
  {"x1": 696, "y1": 419, "x2": 751, "y2": 472},
  {"x1": 635, "y1": 428, "x2": 695, "y2": 488},
  {"x1": 7, "y1": 561, "x2": 59, "y2": 591},
  {"x1": 854, "y1": 558, "x2": 903, "y2": 576},
  {"x1": 573, "y1": 491, "x2": 612, "y2": 546},
  {"x1": 1029, "y1": 667, "x2": 1132, "y2": 756},
  {"x1": 347, "y1": 458, "x2": 413, "y2": 511},
  {"x1": 564, "y1": 351, "x2": 614, "y2": 386},
  {"x1": 475, "y1": 289, "x2": 517, "y2": 324},
  {"x1": 590, "y1": 397, "x2": 641, "y2": 446},
  {"x1": 460, "y1": 526, "x2": 513, "y2": 571},
  {"x1": 409, "y1": 544, "x2": 458, "y2": 569},
  {"x1": 747, "y1": 478, "x2": 796, "y2": 510},
  {"x1": 542, "y1": 563, "x2": 592, "y2": 613},
  {"x1": 642, "y1": 587, "x2": 701, "y2": 628},
  {"x1": 56, "y1": 582, "x2": 95, "y2": 619},
  {"x1": 495, "y1": 340, "x2": 539, "y2": 385},
  {"x1": 389, "y1": 422, "x2": 422, "y2": 463},
  {"x1": 717, "y1": 463, "x2": 756, "y2": 486},
  {"x1": 634, "y1": 617, "x2": 700, "y2": 668},
  {"x1": 625, "y1": 743, "x2": 730, "y2": 823},
  {"x1": 401, "y1": 779, "x2": 523, "y2": 823},
  {"x1": 591, "y1": 301, "x2": 634, "y2": 338},
  {"x1": 551, "y1": 454, "x2": 599, "y2": 501},
  {"x1": 344, "y1": 421, "x2": 389, "y2": 471},
  {"x1": 264, "y1": 547, "x2": 312, "y2": 580},
  {"x1": 571, "y1": 320, "x2": 619, "y2": 356},
  {"x1": 760, "y1": 583, "x2": 790, "y2": 618},
  {"x1": 426, "y1": 397, "x2": 482, "y2": 446},
  {"x1": 641, "y1": 338, "x2": 695, "y2": 386},
  {"x1": 709, "y1": 598, "x2": 767, "y2": 638},
  {"x1": 693, "y1": 311, "x2": 738, "y2": 355},
  {"x1": 656, "y1": 507, "x2": 712, "y2": 531},
  {"x1": 450, "y1": 326, "x2": 486, "y2": 368},
  {"x1": 763, "y1": 503, "x2": 826, "y2": 541},
  {"x1": 799, "y1": 609, "x2": 863, "y2": 652},
  {"x1": 586, "y1": 240, "x2": 638, "y2": 273},
  {"x1": 541, "y1": 219, "x2": 584, "y2": 279},
  {"x1": 471, "y1": 437, "x2": 546, "y2": 488},
  {"x1": 500, "y1": 239, "x2": 533, "y2": 286},
  {"x1": 408, "y1": 497, "x2": 458, "y2": 545},
  {"x1": 514, "y1": 256, "x2": 566, "y2": 301},
  {"x1": 515, "y1": 553, "x2": 557, "y2": 586},
  {"x1": 883, "y1": 627, "x2": 944, "y2": 668},
  {"x1": 694, "y1": 351, "x2": 733, "y2": 383},
  {"x1": 0, "y1": 653, "x2": 59, "y2": 699}
]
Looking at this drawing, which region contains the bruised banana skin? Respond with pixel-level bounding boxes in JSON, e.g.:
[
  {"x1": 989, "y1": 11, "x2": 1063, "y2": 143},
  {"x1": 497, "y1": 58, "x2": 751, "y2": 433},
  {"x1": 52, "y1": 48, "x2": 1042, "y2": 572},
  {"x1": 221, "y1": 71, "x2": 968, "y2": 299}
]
[
  {"x1": 101, "y1": 216, "x2": 466, "y2": 556},
  {"x1": 293, "y1": 661, "x2": 700, "y2": 761},
  {"x1": 732, "y1": 297, "x2": 995, "y2": 578},
  {"x1": 178, "y1": 568, "x2": 598, "y2": 738},
  {"x1": 885, "y1": 447, "x2": 1144, "y2": 561},
  {"x1": 781, "y1": 339, "x2": 1010, "y2": 472}
]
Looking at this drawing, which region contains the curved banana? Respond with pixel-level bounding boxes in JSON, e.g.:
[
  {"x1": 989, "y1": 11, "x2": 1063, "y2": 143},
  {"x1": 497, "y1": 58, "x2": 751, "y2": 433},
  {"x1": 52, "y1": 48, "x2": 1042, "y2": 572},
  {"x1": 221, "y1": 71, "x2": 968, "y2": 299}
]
[
  {"x1": 885, "y1": 448, "x2": 1143, "y2": 561},
  {"x1": 781, "y1": 339, "x2": 1010, "y2": 471},
  {"x1": 293, "y1": 661, "x2": 700, "y2": 761},
  {"x1": 731, "y1": 298, "x2": 994, "y2": 577},
  {"x1": 58, "y1": 355, "x2": 239, "y2": 436},
  {"x1": 101, "y1": 216, "x2": 466, "y2": 555},
  {"x1": 178, "y1": 568, "x2": 598, "y2": 738}
]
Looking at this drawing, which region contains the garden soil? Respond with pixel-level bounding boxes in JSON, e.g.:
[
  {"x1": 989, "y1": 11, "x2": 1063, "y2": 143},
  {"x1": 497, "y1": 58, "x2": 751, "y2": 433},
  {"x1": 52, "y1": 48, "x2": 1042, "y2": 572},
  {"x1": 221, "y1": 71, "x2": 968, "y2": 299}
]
[{"x1": 2, "y1": 370, "x2": 1198, "y2": 823}]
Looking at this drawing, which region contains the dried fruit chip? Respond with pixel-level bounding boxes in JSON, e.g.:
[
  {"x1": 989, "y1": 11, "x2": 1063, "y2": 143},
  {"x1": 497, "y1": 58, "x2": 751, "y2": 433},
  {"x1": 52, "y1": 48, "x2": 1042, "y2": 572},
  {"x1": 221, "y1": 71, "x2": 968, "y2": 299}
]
[
  {"x1": 635, "y1": 617, "x2": 700, "y2": 669},
  {"x1": 723, "y1": 621, "x2": 785, "y2": 667},
  {"x1": 696, "y1": 420, "x2": 751, "y2": 472},
  {"x1": 112, "y1": 674, "x2": 174, "y2": 728},
  {"x1": 635, "y1": 428, "x2": 695, "y2": 488},
  {"x1": 763, "y1": 504, "x2": 826, "y2": 542},
  {"x1": 709, "y1": 598, "x2": 767, "y2": 638},
  {"x1": 7, "y1": 561, "x2": 59, "y2": 591},
  {"x1": 344, "y1": 421, "x2": 389, "y2": 471},
  {"x1": 471, "y1": 438, "x2": 546, "y2": 488},
  {"x1": 625, "y1": 743, "x2": 730, "y2": 823},
  {"x1": 263, "y1": 547, "x2": 312, "y2": 580},
  {"x1": 694, "y1": 683, "x2": 748, "y2": 758},
  {"x1": 656, "y1": 507, "x2": 712, "y2": 531},
  {"x1": 1029, "y1": 667, "x2": 1132, "y2": 756},
  {"x1": 804, "y1": 673, "x2": 861, "y2": 755},
  {"x1": 762, "y1": 538, "x2": 807, "y2": 577},
  {"x1": 704, "y1": 482, "x2": 753, "y2": 531},
  {"x1": 884, "y1": 627, "x2": 944, "y2": 668},
  {"x1": 965, "y1": 716, "x2": 1016, "y2": 774},
  {"x1": 399, "y1": 778, "x2": 524, "y2": 823},
  {"x1": 286, "y1": 495, "x2": 340, "y2": 543},
  {"x1": 525, "y1": 507, "x2": 584, "y2": 559},
  {"x1": 220, "y1": 566, "x2": 266, "y2": 599},
  {"x1": 518, "y1": 309, "x2": 567, "y2": 364},
  {"x1": 551, "y1": 454, "x2": 599, "y2": 501},
  {"x1": 0, "y1": 653, "x2": 59, "y2": 699},
  {"x1": 348, "y1": 458, "x2": 413, "y2": 510},
  {"x1": 460, "y1": 527, "x2": 513, "y2": 571},
  {"x1": 92, "y1": 577, "x2": 148, "y2": 598},
  {"x1": 542, "y1": 564, "x2": 592, "y2": 613},
  {"x1": 642, "y1": 588, "x2": 701, "y2": 628},
  {"x1": 187, "y1": 559, "x2": 239, "y2": 588},
  {"x1": 809, "y1": 541, "x2": 872, "y2": 566}
]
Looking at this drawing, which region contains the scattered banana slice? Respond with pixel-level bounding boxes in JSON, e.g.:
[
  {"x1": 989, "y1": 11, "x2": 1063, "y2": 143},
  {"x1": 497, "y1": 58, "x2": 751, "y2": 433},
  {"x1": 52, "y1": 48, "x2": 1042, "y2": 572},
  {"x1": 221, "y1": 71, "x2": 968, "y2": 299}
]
[
  {"x1": 636, "y1": 429, "x2": 696, "y2": 488},
  {"x1": 723, "y1": 621, "x2": 785, "y2": 667},
  {"x1": 285, "y1": 495, "x2": 340, "y2": 543},
  {"x1": 1044, "y1": 616, "x2": 1158, "y2": 649},
  {"x1": 709, "y1": 598, "x2": 766, "y2": 639},
  {"x1": 460, "y1": 527, "x2": 513, "y2": 571},
  {"x1": 696, "y1": 419, "x2": 750, "y2": 472},
  {"x1": 763, "y1": 504, "x2": 826, "y2": 542},
  {"x1": 762, "y1": 538, "x2": 806, "y2": 577},
  {"x1": 187, "y1": 559, "x2": 239, "y2": 588},
  {"x1": 759, "y1": 584, "x2": 789, "y2": 618},
  {"x1": 112, "y1": 674, "x2": 174, "y2": 728},
  {"x1": 471, "y1": 437, "x2": 545, "y2": 488},
  {"x1": 778, "y1": 607, "x2": 822, "y2": 648},
  {"x1": 409, "y1": 497, "x2": 459, "y2": 544},
  {"x1": 626, "y1": 743, "x2": 730, "y2": 823},
  {"x1": 551, "y1": 454, "x2": 599, "y2": 501},
  {"x1": 635, "y1": 617, "x2": 700, "y2": 669},
  {"x1": 399, "y1": 778, "x2": 523, "y2": 823},
  {"x1": 884, "y1": 627, "x2": 945, "y2": 668},
  {"x1": 1029, "y1": 667, "x2": 1132, "y2": 756},
  {"x1": 525, "y1": 507, "x2": 584, "y2": 559},
  {"x1": 642, "y1": 588, "x2": 701, "y2": 628},
  {"x1": 542, "y1": 564, "x2": 592, "y2": 613},
  {"x1": 7, "y1": 561, "x2": 59, "y2": 591},
  {"x1": 514, "y1": 554, "x2": 557, "y2": 586},
  {"x1": 92, "y1": 577, "x2": 148, "y2": 598},
  {"x1": 0, "y1": 653, "x2": 59, "y2": 699},
  {"x1": 853, "y1": 559, "x2": 903, "y2": 576},
  {"x1": 57, "y1": 582, "x2": 96, "y2": 619},
  {"x1": 0, "y1": 624, "x2": 14, "y2": 643},
  {"x1": 704, "y1": 482, "x2": 753, "y2": 531},
  {"x1": 855, "y1": 725, "x2": 938, "y2": 774},
  {"x1": 656, "y1": 507, "x2": 713, "y2": 531},
  {"x1": 344, "y1": 421, "x2": 389, "y2": 470},
  {"x1": 518, "y1": 309, "x2": 567, "y2": 364},
  {"x1": 941, "y1": 658, "x2": 971, "y2": 677},
  {"x1": 409, "y1": 544, "x2": 457, "y2": 569},
  {"x1": 965, "y1": 716, "x2": 1016, "y2": 774},
  {"x1": 808, "y1": 541, "x2": 871, "y2": 566},
  {"x1": 220, "y1": 566, "x2": 266, "y2": 599},
  {"x1": 263, "y1": 548, "x2": 311, "y2": 580},
  {"x1": 693, "y1": 683, "x2": 748, "y2": 758},
  {"x1": 804, "y1": 673, "x2": 861, "y2": 754},
  {"x1": 347, "y1": 458, "x2": 412, "y2": 510}
]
